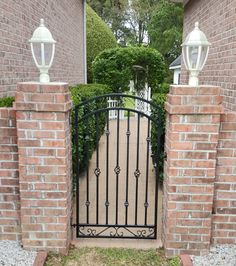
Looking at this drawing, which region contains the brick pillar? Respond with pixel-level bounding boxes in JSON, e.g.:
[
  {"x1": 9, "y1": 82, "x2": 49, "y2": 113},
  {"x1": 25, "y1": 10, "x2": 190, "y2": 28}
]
[
  {"x1": 15, "y1": 82, "x2": 72, "y2": 254},
  {"x1": 163, "y1": 85, "x2": 223, "y2": 257}
]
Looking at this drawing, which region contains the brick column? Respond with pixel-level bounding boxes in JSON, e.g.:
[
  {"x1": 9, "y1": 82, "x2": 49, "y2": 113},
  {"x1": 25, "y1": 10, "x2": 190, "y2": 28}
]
[
  {"x1": 15, "y1": 82, "x2": 72, "y2": 254},
  {"x1": 163, "y1": 85, "x2": 223, "y2": 257}
]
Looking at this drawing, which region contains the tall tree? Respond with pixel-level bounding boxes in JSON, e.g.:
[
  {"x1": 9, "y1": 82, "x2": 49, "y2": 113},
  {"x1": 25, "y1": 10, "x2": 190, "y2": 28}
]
[
  {"x1": 86, "y1": 5, "x2": 118, "y2": 82},
  {"x1": 87, "y1": 0, "x2": 183, "y2": 59},
  {"x1": 128, "y1": 0, "x2": 159, "y2": 44},
  {"x1": 148, "y1": 0, "x2": 183, "y2": 63},
  {"x1": 87, "y1": 0, "x2": 130, "y2": 44}
]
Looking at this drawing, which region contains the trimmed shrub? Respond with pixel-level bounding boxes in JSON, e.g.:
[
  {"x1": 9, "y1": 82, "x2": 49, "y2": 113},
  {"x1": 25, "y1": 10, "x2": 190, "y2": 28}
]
[
  {"x1": 158, "y1": 82, "x2": 170, "y2": 94},
  {"x1": 92, "y1": 46, "x2": 166, "y2": 93},
  {"x1": 70, "y1": 84, "x2": 112, "y2": 172},
  {"x1": 87, "y1": 5, "x2": 118, "y2": 83},
  {"x1": 0, "y1": 97, "x2": 14, "y2": 107},
  {"x1": 151, "y1": 93, "x2": 167, "y2": 183}
]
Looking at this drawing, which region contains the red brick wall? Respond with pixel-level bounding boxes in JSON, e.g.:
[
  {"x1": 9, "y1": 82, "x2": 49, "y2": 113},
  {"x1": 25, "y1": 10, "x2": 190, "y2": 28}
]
[
  {"x1": 15, "y1": 83, "x2": 73, "y2": 253},
  {"x1": 0, "y1": 0, "x2": 85, "y2": 98},
  {"x1": 163, "y1": 85, "x2": 223, "y2": 256},
  {"x1": 212, "y1": 111, "x2": 236, "y2": 245},
  {"x1": 1, "y1": 82, "x2": 236, "y2": 254},
  {"x1": 0, "y1": 108, "x2": 20, "y2": 240},
  {"x1": 182, "y1": 0, "x2": 236, "y2": 248},
  {"x1": 182, "y1": 0, "x2": 236, "y2": 112}
]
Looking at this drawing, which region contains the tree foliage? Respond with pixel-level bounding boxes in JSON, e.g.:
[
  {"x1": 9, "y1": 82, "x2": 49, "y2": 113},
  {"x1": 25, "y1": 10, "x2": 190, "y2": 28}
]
[
  {"x1": 92, "y1": 46, "x2": 166, "y2": 93},
  {"x1": 87, "y1": 0, "x2": 130, "y2": 44},
  {"x1": 87, "y1": 0, "x2": 183, "y2": 63},
  {"x1": 128, "y1": 0, "x2": 159, "y2": 44},
  {"x1": 87, "y1": 0, "x2": 161, "y2": 45},
  {"x1": 148, "y1": 0, "x2": 183, "y2": 63},
  {"x1": 87, "y1": 5, "x2": 118, "y2": 82}
]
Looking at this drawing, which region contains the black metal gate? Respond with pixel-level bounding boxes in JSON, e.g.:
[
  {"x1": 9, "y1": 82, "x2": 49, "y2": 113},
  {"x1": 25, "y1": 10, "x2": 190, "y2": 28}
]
[{"x1": 72, "y1": 93, "x2": 163, "y2": 239}]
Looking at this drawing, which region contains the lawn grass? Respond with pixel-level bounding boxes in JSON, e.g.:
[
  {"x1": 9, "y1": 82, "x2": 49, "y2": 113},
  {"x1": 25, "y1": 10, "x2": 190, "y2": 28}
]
[
  {"x1": 45, "y1": 247, "x2": 180, "y2": 266},
  {"x1": 125, "y1": 97, "x2": 135, "y2": 109},
  {"x1": 124, "y1": 93, "x2": 135, "y2": 117}
]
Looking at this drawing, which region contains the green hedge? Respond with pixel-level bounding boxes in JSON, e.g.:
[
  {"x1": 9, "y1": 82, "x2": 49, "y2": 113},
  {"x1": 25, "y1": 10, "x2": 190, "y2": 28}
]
[
  {"x1": 0, "y1": 97, "x2": 14, "y2": 107},
  {"x1": 92, "y1": 46, "x2": 166, "y2": 93},
  {"x1": 87, "y1": 5, "x2": 118, "y2": 83},
  {"x1": 70, "y1": 84, "x2": 112, "y2": 172},
  {"x1": 158, "y1": 83, "x2": 170, "y2": 94},
  {"x1": 151, "y1": 93, "x2": 167, "y2": 183}
]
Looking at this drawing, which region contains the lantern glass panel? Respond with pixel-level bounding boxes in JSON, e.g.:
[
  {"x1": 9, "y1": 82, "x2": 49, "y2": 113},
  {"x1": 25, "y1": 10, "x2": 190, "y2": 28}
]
[
  {"x1": 32, "y1": 43, "x2": 42, "y2": 66},
  {"x1": 199, "y1": 46, "x2": 208, "y2": 70},
  {"x1": 183, "y1": 46, "x2": 189, "y2": 69},
  {"x1": 189, "y1": 46, "x2": 198, "y2": 69},
  {"x1": 44, "y1": 43, "x2": 53, "y2": 66}
]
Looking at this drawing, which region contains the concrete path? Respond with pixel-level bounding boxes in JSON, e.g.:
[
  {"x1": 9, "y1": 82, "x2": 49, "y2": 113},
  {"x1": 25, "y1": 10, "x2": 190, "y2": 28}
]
[{"x1": 73, "y1": 117, "x2": 163, "y2": 248}]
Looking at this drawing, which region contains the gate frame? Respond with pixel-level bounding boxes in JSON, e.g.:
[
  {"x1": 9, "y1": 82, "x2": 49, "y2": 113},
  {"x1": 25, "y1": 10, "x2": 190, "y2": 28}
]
[{"x1": 72, "y1": 93, "x2": 163, "y2": 240}]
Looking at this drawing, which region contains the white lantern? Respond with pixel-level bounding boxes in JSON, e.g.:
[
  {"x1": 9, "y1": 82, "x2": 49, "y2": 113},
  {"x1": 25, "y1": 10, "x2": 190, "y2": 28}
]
[
  {"x1": 182, "y1": 22, "x2": 211, "y2": 86},
  {"x1": 29, "y1": 19, "x2": 56, "y2": 83}
]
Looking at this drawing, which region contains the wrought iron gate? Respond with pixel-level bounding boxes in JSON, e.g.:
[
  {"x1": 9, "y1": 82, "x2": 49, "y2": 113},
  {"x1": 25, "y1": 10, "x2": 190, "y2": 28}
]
[{"x1": 72, "y1": 93, "x2": 163, "y2": 239}]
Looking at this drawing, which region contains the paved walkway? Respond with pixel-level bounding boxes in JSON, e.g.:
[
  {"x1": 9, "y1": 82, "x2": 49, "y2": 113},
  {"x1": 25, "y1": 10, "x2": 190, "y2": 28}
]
[{"x1": 73, "y1": 117, "x2": 163, "y2": 248}]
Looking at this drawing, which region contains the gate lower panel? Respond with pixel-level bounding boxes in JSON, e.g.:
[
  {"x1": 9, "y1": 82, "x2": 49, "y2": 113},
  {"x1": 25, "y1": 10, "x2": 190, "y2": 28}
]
[{"x1": 73, "y1": 224, "x2": 156, "y2": 239}]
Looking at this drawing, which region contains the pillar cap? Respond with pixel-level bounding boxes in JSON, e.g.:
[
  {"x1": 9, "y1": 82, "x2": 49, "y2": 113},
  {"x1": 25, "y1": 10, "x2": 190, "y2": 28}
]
[
  {"x1": 169, "y1": 85, "x2": 221, "y2": 96},
  {"x1": 15, "y1": 82, "x2": 72, "y2": 112},
  {"x1": 166, "y1": 85, "x2": 223, "y2": 114}
]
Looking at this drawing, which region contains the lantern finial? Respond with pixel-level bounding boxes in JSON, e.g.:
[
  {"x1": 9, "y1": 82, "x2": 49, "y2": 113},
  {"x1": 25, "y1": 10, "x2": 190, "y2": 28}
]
[{"x1": 40, "y1": 18, "x2": 45, "y2": 26}]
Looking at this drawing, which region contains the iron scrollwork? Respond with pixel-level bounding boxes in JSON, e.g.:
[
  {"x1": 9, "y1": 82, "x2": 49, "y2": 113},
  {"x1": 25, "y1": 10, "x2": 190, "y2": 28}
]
[
  {"x1": 110, "y1": 227, "x2": 124, "y2": 237},
  {"x1": 76, "y1": 225, "x2": 155, "y2": 239}
]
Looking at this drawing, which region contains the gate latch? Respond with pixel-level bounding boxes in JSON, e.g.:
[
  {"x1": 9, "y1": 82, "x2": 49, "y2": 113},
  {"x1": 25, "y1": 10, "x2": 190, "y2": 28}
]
[{"x1": 164, "y1": 152, "x2": 167, "y2": 161}]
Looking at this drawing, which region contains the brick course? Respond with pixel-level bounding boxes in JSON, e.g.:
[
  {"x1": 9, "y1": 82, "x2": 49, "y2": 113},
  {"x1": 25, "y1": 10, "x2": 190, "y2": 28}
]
[
  {"x1": 15, "y1": 82, "x2": 73, "y2": 253},
  {"x1": 163, "y1": 85, "x2": 223, "y2": 256},
  {"x1": 182, "y1": 0, "x2": 236, "y2": 112},
  {"x1": 0, "y1": 108, "x2": 20, "y2": 240},
  {"x1": 0, "y1": 0, "x2": 85, "y2": 98}
]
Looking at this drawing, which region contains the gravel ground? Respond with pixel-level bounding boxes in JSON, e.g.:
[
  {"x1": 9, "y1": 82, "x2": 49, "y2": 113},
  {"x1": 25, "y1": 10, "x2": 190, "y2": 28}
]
[
  {"x1": 0, "y1": 241, "x2": 37, "y2": 266},
  {"x1": 191, "y1": 245, "x2": 236, "y2": 266}
]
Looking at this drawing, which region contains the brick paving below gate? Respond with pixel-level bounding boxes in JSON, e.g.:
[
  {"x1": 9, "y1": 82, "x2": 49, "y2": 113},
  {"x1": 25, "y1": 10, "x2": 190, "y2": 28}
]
[{"x1": 72, "y1": 117, "x2": 163, "y2": 248}]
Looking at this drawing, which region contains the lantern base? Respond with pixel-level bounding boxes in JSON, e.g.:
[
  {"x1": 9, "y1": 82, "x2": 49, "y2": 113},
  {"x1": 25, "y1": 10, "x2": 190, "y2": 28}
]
[
  {"x1": 40, "y1": 73, "x2": 50, "y2": 83},
  {"x1": 189, "y1": 73, "x2": 199, "y2": 86}
]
